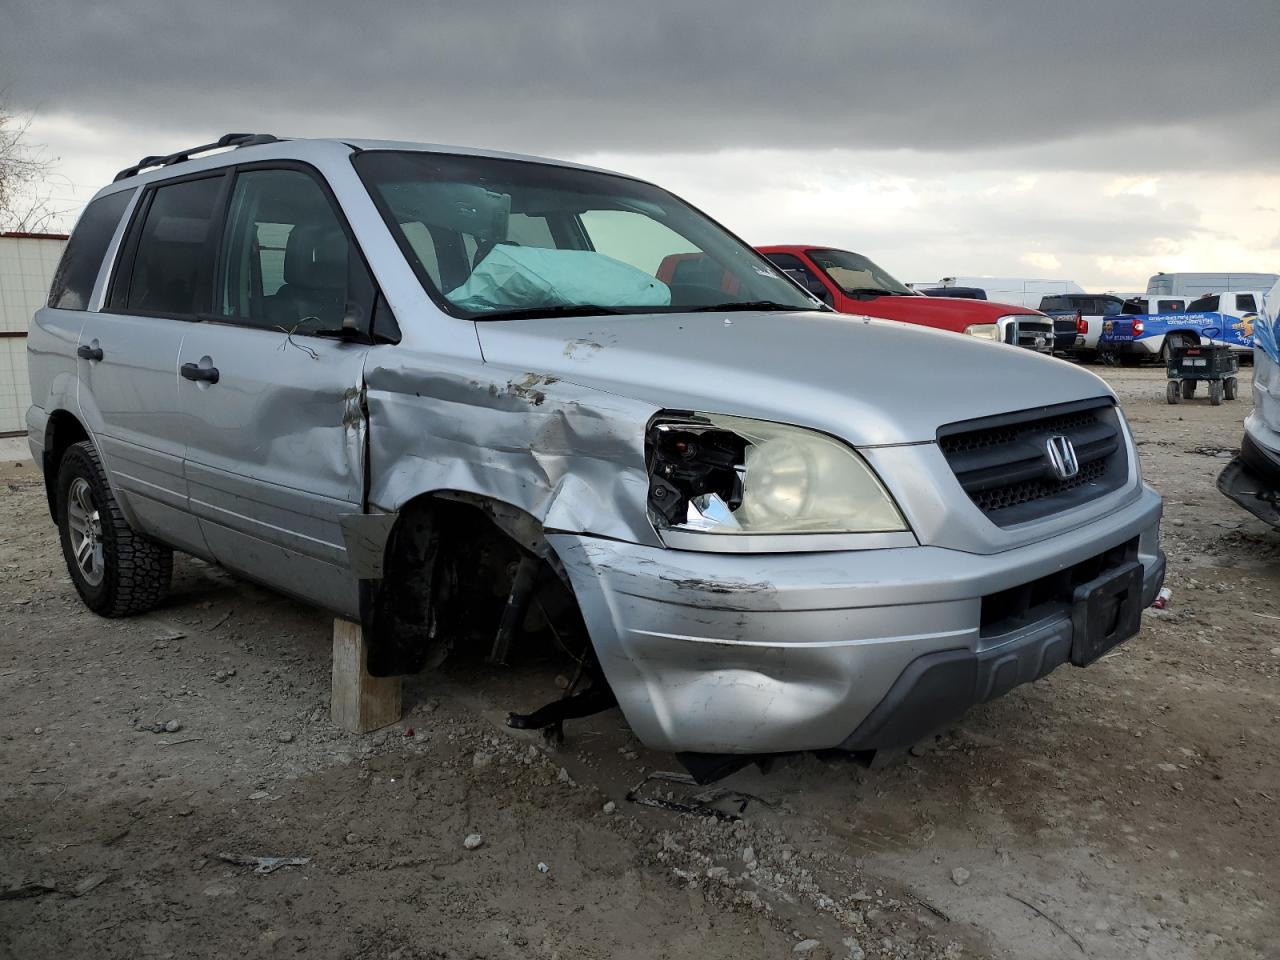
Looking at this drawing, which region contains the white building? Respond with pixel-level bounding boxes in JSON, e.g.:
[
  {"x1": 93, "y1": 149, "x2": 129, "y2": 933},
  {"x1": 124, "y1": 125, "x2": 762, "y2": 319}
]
[{"x1": 0, "y1": 232, "x2": 67, "y2": 436}]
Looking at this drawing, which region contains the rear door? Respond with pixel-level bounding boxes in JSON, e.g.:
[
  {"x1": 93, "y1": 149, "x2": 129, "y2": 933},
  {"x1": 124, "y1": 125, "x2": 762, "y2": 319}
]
[
  {"x1": 83, "y1": 173, "x2": 230, "y2": 554},
  {"x1": 175, "y1": 164, "x2": 375, "y2": 614}
]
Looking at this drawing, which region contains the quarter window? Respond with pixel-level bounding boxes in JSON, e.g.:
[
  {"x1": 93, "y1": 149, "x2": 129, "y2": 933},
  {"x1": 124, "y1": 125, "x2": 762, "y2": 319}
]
[
  {"x1": 123, "y1": 176, "x2": 224, "y2": 316},
  {"x1": 48, "y1": 189, "x2": 134, "y2": 311},
  {"x1": 218, "y1": 168, "x2": 373, "y2": 334}
]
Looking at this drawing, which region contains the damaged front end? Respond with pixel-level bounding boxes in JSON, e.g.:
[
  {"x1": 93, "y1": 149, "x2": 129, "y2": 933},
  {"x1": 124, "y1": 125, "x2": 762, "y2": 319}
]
[{"x1": 1219, "y1": 305, "x2": 1280, "y2": 527}]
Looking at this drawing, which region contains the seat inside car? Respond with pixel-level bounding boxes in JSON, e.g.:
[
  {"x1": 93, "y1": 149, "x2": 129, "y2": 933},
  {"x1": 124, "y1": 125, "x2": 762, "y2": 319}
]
[{"x1": 267, "y1": 223, "x2": 347, "y2": 329}]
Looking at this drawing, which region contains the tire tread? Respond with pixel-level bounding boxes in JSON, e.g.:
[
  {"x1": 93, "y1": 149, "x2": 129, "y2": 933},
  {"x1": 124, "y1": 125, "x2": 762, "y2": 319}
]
[{"x1": 58, "y1": 440, "x2": 173, "y2": 617}]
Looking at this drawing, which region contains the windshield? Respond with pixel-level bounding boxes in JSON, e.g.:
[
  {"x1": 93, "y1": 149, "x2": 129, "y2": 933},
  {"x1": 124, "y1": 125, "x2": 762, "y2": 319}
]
[
  {"x1": 805, "y1": 249, "x2": 915, "y2": 297},
  {"x1": 353, "y1": 152, "x2": 818, "y2": 319}
]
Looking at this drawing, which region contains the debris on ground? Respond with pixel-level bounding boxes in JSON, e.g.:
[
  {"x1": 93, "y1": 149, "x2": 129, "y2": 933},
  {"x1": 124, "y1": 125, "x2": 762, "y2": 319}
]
[
  {"x1": 136, "y1": 720, "x2": 183, "y2": 734},
  {"x1": 214, "y1": 854, "x2": 310, "y2": 875},
  {"x1": 463, "y1": 834, "x2": 484, "y2": 850},
  {"x1": 625, "y1": 770, "x2": 774, "y2": 819}
]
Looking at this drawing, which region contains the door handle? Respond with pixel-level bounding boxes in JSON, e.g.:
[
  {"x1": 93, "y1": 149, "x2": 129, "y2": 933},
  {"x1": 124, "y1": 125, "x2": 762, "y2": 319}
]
[
  {"x1": 181, "y1": 362, "x2": 220, "y2": 384},
  {"x1": 76, "y1": 345, "x2": 104, "y2": 361}
]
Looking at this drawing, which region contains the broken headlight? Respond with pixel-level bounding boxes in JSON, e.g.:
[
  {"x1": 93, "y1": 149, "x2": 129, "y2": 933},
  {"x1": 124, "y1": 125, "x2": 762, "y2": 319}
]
[{"x1": 647, "y1": 413, "x2": 907, "y2": 535}]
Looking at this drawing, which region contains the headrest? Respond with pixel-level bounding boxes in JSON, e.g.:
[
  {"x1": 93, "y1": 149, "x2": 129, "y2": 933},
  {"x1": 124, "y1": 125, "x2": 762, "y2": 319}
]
[{"x1": 283, "y1": 223, "x2": 347, "y2": 289}]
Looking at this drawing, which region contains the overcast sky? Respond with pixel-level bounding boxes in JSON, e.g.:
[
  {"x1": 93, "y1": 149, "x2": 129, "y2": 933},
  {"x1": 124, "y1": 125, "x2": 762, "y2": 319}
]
[{"x1": 3, "y1": 0, "x2": 1278, "y2": 291}]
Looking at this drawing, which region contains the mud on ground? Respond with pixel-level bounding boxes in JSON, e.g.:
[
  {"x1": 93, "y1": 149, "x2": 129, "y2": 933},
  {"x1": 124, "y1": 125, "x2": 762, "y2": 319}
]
[{"x1": 1, "y1": 364, "x2": 1277, "y2": 960}]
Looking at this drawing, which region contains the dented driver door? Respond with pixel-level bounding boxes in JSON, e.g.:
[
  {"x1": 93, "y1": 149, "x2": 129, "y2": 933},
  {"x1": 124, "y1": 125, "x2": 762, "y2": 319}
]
[{"x1": 174, "y1": 165, "x2": 376, "y2": 616}]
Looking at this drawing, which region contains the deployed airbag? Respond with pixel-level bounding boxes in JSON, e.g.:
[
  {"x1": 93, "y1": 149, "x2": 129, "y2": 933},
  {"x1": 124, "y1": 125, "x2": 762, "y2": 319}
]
[{"x1": 448, "y1": 244, "x2": 672, "y2": 312}]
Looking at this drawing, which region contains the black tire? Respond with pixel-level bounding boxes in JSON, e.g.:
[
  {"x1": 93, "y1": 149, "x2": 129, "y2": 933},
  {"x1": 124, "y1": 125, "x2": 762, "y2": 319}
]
[
  {"x1": 56, "y1": 440, "x2": 173, "y2": 616},
  {"x1": 1181, "y1": 379, "x2": 1197, "y2": 399},
  {"x1": 1225, "y1": 377, "x2": 1239, "y2": 401},
  {"x1": 1167, "y1": 380, "x2": 1181, "y2": 404},
  {"x1": 1209, "y1": 380, "x2": 1223, "y2": 406}
]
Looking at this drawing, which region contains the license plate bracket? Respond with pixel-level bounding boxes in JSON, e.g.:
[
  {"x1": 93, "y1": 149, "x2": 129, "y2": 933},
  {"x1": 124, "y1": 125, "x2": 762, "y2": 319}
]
[{"x1": 1070, "y1": 560, "x2": 1144, "y2": 666}]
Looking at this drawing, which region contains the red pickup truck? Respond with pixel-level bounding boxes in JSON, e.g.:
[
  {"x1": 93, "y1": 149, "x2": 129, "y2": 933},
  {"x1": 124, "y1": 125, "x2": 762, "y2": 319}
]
[{"x1": 755, "y1": 245, "x2": 1055, "y2": 354}]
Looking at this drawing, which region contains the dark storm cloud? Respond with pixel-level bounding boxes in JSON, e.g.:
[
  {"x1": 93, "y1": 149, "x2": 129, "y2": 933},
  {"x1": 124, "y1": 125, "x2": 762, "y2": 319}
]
[{"x1": 2, "y1": 0, "x2": 1278, "y2": 166}]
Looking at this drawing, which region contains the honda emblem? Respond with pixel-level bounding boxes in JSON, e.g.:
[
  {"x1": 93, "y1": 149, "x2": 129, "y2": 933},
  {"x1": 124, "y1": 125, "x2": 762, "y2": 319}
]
[{"x1": 1045, "y1": 435, "x2": 1080, "y2": 480}]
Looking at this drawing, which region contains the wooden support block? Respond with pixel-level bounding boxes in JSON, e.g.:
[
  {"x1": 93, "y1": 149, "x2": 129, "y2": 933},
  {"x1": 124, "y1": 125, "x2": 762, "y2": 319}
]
[{"x1": 331, "y1": 618, "x2": 402, "y2": 733}]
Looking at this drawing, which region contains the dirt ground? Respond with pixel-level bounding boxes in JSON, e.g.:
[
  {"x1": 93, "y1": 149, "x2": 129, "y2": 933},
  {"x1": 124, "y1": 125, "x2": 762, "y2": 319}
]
[{"x1": 2, "y1": 363, "x2": 1277, "y2": 960}]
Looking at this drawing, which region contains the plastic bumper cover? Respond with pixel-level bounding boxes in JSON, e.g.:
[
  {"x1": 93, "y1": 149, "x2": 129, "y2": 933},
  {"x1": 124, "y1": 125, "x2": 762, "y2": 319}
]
[
  {"x1": 1218, "y1": 425, "x2": 1280, "y2": 528},
  {"x1": 548, "y1": 484, "x2": 1164, "y2": 754}
]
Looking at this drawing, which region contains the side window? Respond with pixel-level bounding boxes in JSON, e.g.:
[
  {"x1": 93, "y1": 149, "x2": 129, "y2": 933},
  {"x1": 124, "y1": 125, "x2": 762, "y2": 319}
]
[
  {"x1": 120, "y1": 176, "x2": 225, "y2": 316},
  {"x1": 579, "y1": 210, "x2": 698, "y2": 275},
  {"x1": 1100, "y1": 299, "x2": 1123, "y2": 316},
  {"x1": 1236, "y1": 294, "x2": 1258, "y2": 312},
  {"x1": 764, "y1": 253, "x2": 833, "y2": 305},
  {"x1": 1157, "y1": 299, "x2": 1183, "y2": 313},
  {"x1": 1188, "y1": 294, "x2": 1219, "y2": 312},
  {"x1": 48, "y1": 190, "x2": 134, "y2": 310},
  {"x1": 219, "y1": 169, "x2": 373, "y2": 334}
]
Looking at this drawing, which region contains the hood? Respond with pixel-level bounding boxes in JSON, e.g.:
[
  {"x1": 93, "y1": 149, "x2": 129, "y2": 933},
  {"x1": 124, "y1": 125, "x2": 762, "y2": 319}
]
[
  {"x1": 476, "y1": 310, "x2": 1112, "y2": 446},
  {"x1": 856, "y1": 293, "x2": 1043, "y2": 329}
]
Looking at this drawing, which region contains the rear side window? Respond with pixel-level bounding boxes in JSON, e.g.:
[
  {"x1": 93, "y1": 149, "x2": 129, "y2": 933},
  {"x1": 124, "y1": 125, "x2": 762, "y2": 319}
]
[
  {"x1": 122, "y1": 176, "x2": 225, "y2": 316},
  {"x1": 1098, "y1": 299, "x2": 1123, "y2": 316},
  {"x1": 1236, "y1": 294, "x2": 1258, "y2": 312},
  {"x1": 1157, "y1": 299, "x2": 1184, "y2": 313},
  {"x1": 47, "y1": 190, "x2": 134, "y2": 310},
  {"x1": 1039, "y1": 296, "x2": 1073, "y2": 311},
  {"x1": 1188, "y1": 294, "x2": 1219, "y2": 312}
]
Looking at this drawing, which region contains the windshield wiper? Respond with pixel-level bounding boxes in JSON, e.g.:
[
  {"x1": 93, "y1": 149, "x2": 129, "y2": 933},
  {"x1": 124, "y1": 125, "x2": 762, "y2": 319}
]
[
  {"x1": 685, "y1": 300, "x2": 813, "y2": 313},
  {"x1": 843, "y1": 287, "x2": 895, "y2": 297},
  {"x1": 473, "y1": 304, "x2": 632, "y2": 321}
]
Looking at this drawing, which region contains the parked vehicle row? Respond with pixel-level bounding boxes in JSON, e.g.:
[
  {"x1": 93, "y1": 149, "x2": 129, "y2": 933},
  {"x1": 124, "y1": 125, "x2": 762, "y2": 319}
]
[
  {"x1": 756, "y1": 246, "x2": 1055, "y2": 353},
  {"x1": 1098, "y1": 290, "x2": 1264, "y2": 361},
  {"x1": 26, "y1": 133, "x2": 1165, "y2": 772}
]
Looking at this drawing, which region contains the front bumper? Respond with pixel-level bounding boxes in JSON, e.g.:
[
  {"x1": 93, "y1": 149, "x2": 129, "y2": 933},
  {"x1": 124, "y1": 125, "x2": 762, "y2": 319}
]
[
  {"x1": 1218, "y1": 423, "x2": 1280, "y2": 528},
  {"x1": 1102, "y1": 337, "x2": 1161, "y2": 356},
  {"x1": 549, "y1": 484, "x2": 1164, "y2": 754}
]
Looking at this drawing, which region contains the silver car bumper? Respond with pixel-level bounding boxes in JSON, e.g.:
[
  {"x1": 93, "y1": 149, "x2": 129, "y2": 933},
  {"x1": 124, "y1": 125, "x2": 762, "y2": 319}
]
[{"x1": 549, "y1": 484, "x2": 1164, "y2": 754}]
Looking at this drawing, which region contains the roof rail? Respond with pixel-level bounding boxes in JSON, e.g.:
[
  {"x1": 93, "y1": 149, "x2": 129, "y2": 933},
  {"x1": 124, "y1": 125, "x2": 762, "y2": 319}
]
[{"x1": 112, "y1": 133, "x2": 281, "y2": 182}]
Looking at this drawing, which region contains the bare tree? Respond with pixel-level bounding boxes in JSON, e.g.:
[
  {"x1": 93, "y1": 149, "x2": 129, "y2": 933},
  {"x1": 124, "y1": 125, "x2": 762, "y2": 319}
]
[{"x1": 0, "y1": 99, "x2": 60, "y2": 233}]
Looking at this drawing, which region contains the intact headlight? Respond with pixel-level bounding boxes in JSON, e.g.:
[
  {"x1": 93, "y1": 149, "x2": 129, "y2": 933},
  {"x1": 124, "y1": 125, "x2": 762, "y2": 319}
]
[
  {"x1": 964, "y1": 323, "x2": 1000, "y2": 341},
  {"x1": 647, "y1": 413, "x2": 907, "y2": 535}
]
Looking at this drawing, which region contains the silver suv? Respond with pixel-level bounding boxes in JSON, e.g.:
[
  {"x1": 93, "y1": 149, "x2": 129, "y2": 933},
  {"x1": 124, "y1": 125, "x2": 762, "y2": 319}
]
[{"x1": 28, "y1": 134, "x2": 1165, "y2": 766}]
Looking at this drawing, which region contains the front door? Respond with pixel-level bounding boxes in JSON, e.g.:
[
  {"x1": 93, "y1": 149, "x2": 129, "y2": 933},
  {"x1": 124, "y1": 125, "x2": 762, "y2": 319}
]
[{"x1": 176, "y1": 166, "x2": 374, "y2": 614}]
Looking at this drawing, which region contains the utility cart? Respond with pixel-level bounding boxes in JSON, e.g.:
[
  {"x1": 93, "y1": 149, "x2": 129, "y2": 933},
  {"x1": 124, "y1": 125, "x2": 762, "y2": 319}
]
[{"x1": 1166, "y1": 338, "x2": 1240, "y2": 406}]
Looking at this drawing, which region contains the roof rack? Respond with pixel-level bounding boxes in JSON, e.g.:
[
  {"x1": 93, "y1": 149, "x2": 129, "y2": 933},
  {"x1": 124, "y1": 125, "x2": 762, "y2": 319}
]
[{"x1": 112, "y1": 133, "x2": 281, "y2": 182}]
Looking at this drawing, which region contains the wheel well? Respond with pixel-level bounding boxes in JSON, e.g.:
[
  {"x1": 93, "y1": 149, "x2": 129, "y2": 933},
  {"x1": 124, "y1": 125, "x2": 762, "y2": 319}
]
[
  {"x1": 366, "y1": 492, "x2": 586, "y2": 676},
  {"x1": 42, "y1": 411, "x2": 90, "y2": 520}
]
